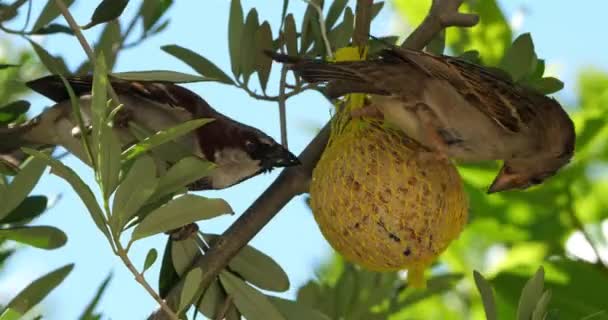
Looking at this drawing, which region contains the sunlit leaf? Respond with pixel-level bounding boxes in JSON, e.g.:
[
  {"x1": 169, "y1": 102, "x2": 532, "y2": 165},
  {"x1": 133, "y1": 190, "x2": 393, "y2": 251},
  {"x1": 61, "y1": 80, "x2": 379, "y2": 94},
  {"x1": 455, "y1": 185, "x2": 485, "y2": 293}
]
[
  {"x1": 0, "y1": 308, "x2": 21, "y2": 320},
  {"x1": 112, "y1": 155, "x2": 158, "y2": 230},
  {"x1": 122, "y1": 118, "x2": 214, "y2": 161},
  {"x1": 132, "y1": 195, "x2": 232, "y2": 240},
  {"x1": 0, "y1": 226, "x2": 66, "y2": 249},
  {"x1": 0, "y1": 100, "x2": 29, "y2": 123},
  {"x1": 527, "y1": 77, "x2": 564, "y2": 95},
  {"x1": 112, "y1": 70, "x2": 207, "y2": 83},
  {"x1": 7, "y1": 264, "x2": 74, "y2": 314},
  {"x1": 83, "y1": 0, "x2": 129, "y2": 29},
  {"x1": 162, "y1": 45, "x2": 234, "y2": 84},
  {"x1": 219, "y1": 271, "x2": 285, "y2": 320}
]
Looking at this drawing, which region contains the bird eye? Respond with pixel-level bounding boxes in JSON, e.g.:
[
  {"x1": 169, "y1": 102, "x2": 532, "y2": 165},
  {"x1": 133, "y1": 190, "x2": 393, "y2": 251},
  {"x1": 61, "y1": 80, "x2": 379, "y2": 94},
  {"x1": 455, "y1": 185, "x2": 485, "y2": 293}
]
[
  {"x1": 244, "y1": 140, "x2": 256, "y2": 152},
  {"x1": 529, "y1": 177, "x2": 543, "y2": 185}
]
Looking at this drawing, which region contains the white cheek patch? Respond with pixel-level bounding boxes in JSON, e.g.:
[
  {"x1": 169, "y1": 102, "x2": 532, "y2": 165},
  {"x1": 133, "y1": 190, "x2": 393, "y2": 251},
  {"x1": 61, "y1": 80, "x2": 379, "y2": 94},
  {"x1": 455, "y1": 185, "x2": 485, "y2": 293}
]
[{"x1": 210, "y1": 148, "x2": 262, "y2": 189}]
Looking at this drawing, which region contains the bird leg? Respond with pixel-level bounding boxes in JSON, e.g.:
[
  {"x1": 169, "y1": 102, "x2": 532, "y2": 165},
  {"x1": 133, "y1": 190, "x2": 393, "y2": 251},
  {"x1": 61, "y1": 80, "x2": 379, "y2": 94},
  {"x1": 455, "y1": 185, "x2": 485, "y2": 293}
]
[
  {"x1": 350, "y1": 104, "x2": 383, "y2": 119},
  {"x1": 413, "y1": 104, "x2": 449, "y2": 163}
]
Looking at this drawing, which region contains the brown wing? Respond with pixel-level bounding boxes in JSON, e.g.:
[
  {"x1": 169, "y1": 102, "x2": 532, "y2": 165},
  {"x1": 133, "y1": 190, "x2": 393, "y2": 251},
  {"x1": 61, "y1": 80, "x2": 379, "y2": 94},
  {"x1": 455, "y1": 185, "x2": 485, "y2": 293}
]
[{"x1": 391, "y1": 48, "x2": 541, "y2": 133}]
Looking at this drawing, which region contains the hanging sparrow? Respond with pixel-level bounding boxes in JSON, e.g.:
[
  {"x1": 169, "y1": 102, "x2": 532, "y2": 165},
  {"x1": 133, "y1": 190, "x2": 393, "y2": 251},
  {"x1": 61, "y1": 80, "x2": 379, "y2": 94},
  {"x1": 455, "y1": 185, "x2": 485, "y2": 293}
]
[
  {"x1": 267, "y1": 47, "x2": 575, "y2": 193},
  {"x1": 0, "y1": 75, "x2": 300, "y2": 190}
]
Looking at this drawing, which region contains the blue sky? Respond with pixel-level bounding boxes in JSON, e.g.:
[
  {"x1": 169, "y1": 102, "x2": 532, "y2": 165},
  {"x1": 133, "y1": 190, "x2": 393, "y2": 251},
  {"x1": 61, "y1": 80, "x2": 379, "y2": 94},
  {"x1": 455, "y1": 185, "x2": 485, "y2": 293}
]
[{"x1": 1, "y1": 1, "x2": 607, "y2": 319}]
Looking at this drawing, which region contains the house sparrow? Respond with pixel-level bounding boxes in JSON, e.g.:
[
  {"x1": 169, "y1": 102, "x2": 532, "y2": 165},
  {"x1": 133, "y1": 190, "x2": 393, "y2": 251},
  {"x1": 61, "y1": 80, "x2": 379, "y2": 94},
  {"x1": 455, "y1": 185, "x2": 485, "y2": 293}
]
[
  {"x1": 267, "y1": 47, "x2": 575, "y2": 193},
  {"x1": 0, "y1": 75, "x2": 300, "y2": 190}
]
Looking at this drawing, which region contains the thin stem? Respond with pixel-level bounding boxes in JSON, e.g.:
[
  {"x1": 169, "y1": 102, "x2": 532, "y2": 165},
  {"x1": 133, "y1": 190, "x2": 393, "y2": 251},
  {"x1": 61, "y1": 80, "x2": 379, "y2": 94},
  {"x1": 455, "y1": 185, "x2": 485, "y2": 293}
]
[
  {"x1": 116, "y1": 243, "x2": 181, "y2": 320},
  {"x1": 278, "y1": 65, "x2": 289, "y2": 148},
  {"x1": 236, "y1": 79, "x2": 316, "y2": 101}
]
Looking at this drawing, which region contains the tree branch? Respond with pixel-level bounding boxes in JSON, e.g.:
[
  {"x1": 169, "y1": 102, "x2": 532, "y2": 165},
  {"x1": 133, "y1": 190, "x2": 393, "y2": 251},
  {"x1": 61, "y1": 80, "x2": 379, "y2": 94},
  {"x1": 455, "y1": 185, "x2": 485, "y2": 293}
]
[{"x1": 150, "y1": 0, "x2": 478, "y2": 318}]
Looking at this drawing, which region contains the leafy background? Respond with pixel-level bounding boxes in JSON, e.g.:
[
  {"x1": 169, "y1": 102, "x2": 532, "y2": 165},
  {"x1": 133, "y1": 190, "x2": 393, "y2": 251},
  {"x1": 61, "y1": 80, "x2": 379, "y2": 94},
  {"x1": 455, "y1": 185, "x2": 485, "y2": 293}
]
[{"x1": 1, "y1": 0, "x2": 608, "y2": 319}]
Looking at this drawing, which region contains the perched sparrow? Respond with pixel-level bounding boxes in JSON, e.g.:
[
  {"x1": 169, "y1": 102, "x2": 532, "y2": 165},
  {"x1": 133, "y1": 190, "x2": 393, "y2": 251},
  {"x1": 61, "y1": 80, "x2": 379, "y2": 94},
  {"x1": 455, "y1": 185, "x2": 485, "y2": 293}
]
[
  {"x1": 1, "y1": 75, "x2": 300, "y2": 190},
  {"x1": 267, "y1": 47, "x2": 575, "y2": 193}
]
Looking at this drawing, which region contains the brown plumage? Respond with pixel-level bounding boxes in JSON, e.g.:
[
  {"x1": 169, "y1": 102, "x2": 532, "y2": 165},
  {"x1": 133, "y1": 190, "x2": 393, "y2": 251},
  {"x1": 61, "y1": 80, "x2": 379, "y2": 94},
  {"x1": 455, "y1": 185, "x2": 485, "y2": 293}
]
[
  {"x1": 3, "y1": 75, "x2": 300, "y2": 190},
  {"x1": 268, "y1": 47, "x2": 575, "y2": 193}
]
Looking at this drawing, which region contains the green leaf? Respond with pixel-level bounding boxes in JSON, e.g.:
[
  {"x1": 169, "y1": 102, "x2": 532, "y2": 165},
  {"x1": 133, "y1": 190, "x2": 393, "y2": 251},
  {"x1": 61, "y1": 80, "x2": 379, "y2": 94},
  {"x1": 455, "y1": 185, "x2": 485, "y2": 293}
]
[
  {"x1": 143, "y1": 248, "x2": 158, "y2": 273},
  {"x1": 178, "y1": 268, "x2": 202, "y2": 313},
  {"x1": 132, "y1": 195, "x2": 232, "y2": 241},
  {"x1": 139, "y1": 0, "x2": 173, "y2": 31},
  {"x1": 30, "y1": 23, "x2": 73, "y2": 35},
  {"x1": 283, "y1": 14, "x2": 298, "y2": 56},
  {"x1": 500, "y1": 33, "x2": 537, "y2": 82},
  {"x1": 204, "y1": 234, "x2": 289, "y2": 292},
  {"x1": 269, "y1": 296, "x2": 331, "y2": 320},
  {"x1": 171, "y1": 237, "x2": 199, "y2": 275},
  {"x1": 0, "y1": 196, "x2": 47, "y2": 225},
  {"x1": 0, "y1": 226, "x2": 66, "y2": 250},
  {"x1": 0, "y1": 100, "x2": 30, "y2": 123},
  {"x1": 325, "y1": 0, "x2": 348, "y2": 30},
  {"x1": 328, "y1": 8, "x2": 354, "y2": 50},
  {"x1": 121, "y1": 118, "x2": 214, "y2": 161},
  {"x1": 300, "y1": 0, "x2": 324, "y2": 55},
  {"x1": 83, "y1": 0, "x2": 129, "y2": 29},
  {"x1": 228, "y1": 0, "x2": 244, "y2": 77},
  {"x1": 0, "y1": 156, "x2": 47, "y2": 220},
  {"x1": 531, "y1": 290, "x2": 552, "y2": 320},
  {"x1": 371, "y1": 1, "x2": 384, "y2": 20},
  {"x1": 517, "y1": 267, "x2": 545, "y2": 320},
  {"x1": 0, "y1": 308, "x2": 21, "y2": 320},
  {"x1": 23, "y1": 148, "x2": 110, "y2": 239},
  {"x1": 112, "y1": 155, "x2": 158, "y2": 230},
  {"x1": 241, "y1": 9, "x2": 259, "y2": 84},
  {"x1": 78, "y1": 273, "x2": 112, "y2": 320},
  {"x1": 162, "y1": 45, "x2": 233, "y2": 84},
  {"x1": 198, "y1": 279, "x2": 226, "y2": 319},
  {"x1": 111, "y1": 70, "x2": 207, "y2": 83},
  {"x1": 33, "y1": 0, "x2": 76, "y2": 31},
  {"x1": 28, "y1": 39, "x2": 69, "y2": 75},
  {"x1": 219, "y1": 271, "x2": 285, "y2": 320},
  {"x1": 159, "y1": 239, "x2": 180, "y2": 298},
  {"x1": 7, "y1": 264, "x2": 74, "y2": 314},
  {"x1": 334, "y1": 267, "x2": 356, "y2": 317},
  {"x1": 528, "y1": 77, "x2": 564, "y2": 95},
  {"x1": 255, "y1": 22, "x2": 273, "y2": 92},
  {"x1": 473, "y1": 270, "x2": 497, "y2": 320},
  {"x1": 151, "y1": 156, "x2": 215, "y2": 202}
]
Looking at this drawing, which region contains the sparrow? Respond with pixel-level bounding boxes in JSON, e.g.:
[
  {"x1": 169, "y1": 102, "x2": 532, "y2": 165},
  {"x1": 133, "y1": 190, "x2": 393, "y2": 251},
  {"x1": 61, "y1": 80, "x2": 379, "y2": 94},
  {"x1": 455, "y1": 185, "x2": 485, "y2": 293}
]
[
  {"x1": 267, "y1": 47, "x2": 575, "y2": 193},
  {"x1": 0, "y1": 75, "x2": 300, "y2": 190}
]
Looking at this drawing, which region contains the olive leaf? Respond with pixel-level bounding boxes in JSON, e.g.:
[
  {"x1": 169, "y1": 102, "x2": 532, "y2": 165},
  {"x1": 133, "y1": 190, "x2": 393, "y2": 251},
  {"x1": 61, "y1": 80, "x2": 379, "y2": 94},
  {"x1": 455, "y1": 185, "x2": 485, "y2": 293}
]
[
  {"x1": 33, "y1": 0, "x2": 75, "y2": 31},
  {"x1": 228, "y1": 0, "x2": 244, "y2": 77},
  {"x1": 0, "y1": 226, "x2": 67, "y2": 250},
  {"x1": 473, "y1": 270, "x2": 497, "y2": 320},
  {"x1": 162, "y1": 45, "x2": 233, "y2": 84},
  {"x1": 241, "y1": 9, "x2": 260, "y2": 85},
  {"x1": 219, "y1": 271, "x2": 285, "y2": 320},
  {"x1": 112, "y1": 70, "x2": 207, "y2": 83},
  {"x1": 143, "y1": 248, "x2": 158, "y2": 273},
  {"x1": 255, "y1": 22, "x2": 273, "y2": 92},
  {"x1": 83, "y1": 0, "x2": 129, "y2": 29}
]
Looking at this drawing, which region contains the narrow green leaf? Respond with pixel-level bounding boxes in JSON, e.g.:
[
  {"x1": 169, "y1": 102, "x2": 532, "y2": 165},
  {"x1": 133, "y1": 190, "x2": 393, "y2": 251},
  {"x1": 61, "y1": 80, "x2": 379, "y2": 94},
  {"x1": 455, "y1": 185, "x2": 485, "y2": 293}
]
[
  {"x1": 219, "y1": 271, "x2": 285, "y2": 320},
  {"x1": 132, "y1": 195, "x2": 232, "y2": 241},
  {"x1": 171, "y1": 237, "x2": 199, "y2": 275},
  {"x1": 269, "y1": 296, "x2": 331, "y2": 320},
  {"x1": 23, "y1": 149, "x2": 109, "y2": 239},
  {"x1": 255, "y1": 22, "x2": 273, "y2": 92},
  {"x1": 139, "y1": 0, "x2": 173, "y2": 31},
  {"x1": 500, "y1": 33, "x2": 537, "y2": 82},
  {"x1": 28, "y1": 39, "x2": 69, "y2": 75},
  {"x1": 143, "y1": 248, "x2": 158, "y2": 273},
  {"x1": 283, "y1": 14, "x2": 298, "y2": 56},
  {"x1": 204, "y1": 234, "x2": 289, "y2": 292},
  {"x1": 228, "y1": 0, "x2": 244, "y2": 77},
  {"x1": 328, "y1": 8, "x2": 354, "y2": 50},
  {"x1": 33, "y1": 0, "x2": 75, "y2": 31},
  {"x1": 162, "y1": 45, "x2": 233, "y2": 84},
  {"x1": 325, "y1": 0, "x2": 348, "y2": 30},
  {"x1": 0, "y1": 156, "x2": 47, "y2": 220},
  {"x1": 0, "y1": 159, "x2": 18, "y2": 176},
  {"x1": 78, "y1": 272, "x2": 112, "y2": 320},
  {"x1": 151, "y1": 156, "x2": 215, "y2": 202},
  {"x1": 517, "y1": 267, "x2": 545, "y2": 320},
  {"x1": 112, "y1": 70, "x2": 207, "y2": 83},
  {"x1": 112, "y1": 155, "x2": 158, "y2": 229},
  {"x1": 371, "y1": 1, "x2": 384, "y2": 20},
  {"x1": 528, "y1": 77, "x2": 564, "y2": 95},
  {"x1": 0, "y1": 100, "x2": 30, "y2": 123},
  {"x1": 0, "y1": 64, "x2": 18, "y2": 70},
  {"x1": 473, "y1": 270, "x2": 497, "y2": 320},
  {"x1": 198, "y1": 279, "x2": 226, "y2": 319},
  {"x1": 121, "y1": 118, "x2": 214, "y2": 161},
  {"x1": 7, "y1": 264, "x2": 74, "y2": 314},
  {"x1": 178, "y1": 268, "x2": 203, "y2": 313},
  {"x1": 0, "y1": 196, "x2": 47, "y2": 225},
  {"x1": 83, "y1": 0, "x2": 129, "y2": 29},
  {"x1": 159, "y1": 239, "x2": 180, "y2": 298},
  {"x1": 335, "y1": 268, "x2": 356, "y2": 317},
  {"x1": 300, "y1": 0, "x2": 323, "y2": 55},
  {"x1": 0, "y1": 308, "x2": 21, "y2": 320},
  {"x1": 0, "y1": 226, "x2": 67, "y2": 250},
  {"x1": 532, "y1": 290, "x2": 552, "y2": 320},
  {"x1": 241, "y1": 9, "x2": 259, "y2": 84},
  {"x1": 30, "y1": 23, "x2": 73, "y2": 35}
]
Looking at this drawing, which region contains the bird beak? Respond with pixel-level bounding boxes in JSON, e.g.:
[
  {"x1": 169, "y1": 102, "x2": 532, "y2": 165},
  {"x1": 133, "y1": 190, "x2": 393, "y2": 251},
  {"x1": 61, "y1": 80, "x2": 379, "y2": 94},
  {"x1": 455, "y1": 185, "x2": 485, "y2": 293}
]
[
  {"x1": 263, "y1": 144, "x2": 301, "y2": 168},
  {"x1": 487, "y1": 165, "x2": 524, "y2": 194}
]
